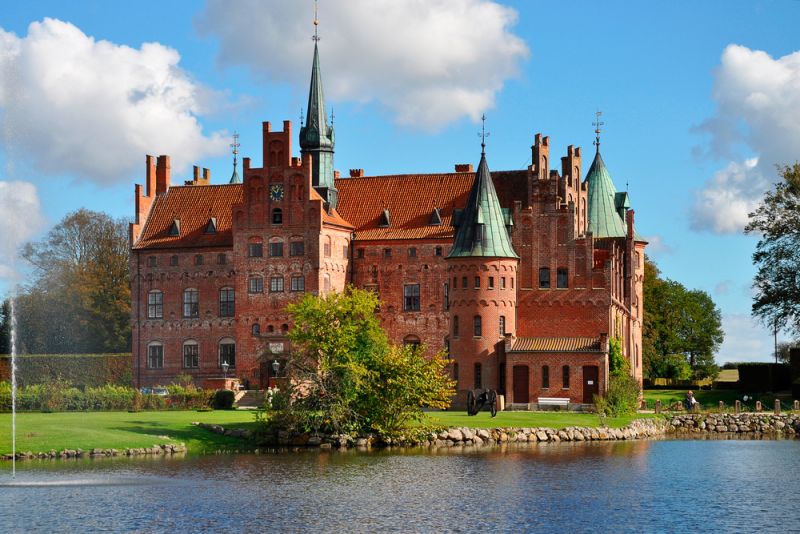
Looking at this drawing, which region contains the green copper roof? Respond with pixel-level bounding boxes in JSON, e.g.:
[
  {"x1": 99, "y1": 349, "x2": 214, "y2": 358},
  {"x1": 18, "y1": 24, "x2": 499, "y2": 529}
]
[
  {"x1": 299, "y1": 42, "x2": 334, "y2": 151},
  {"x1": 448, "y1": 153, "x2": 518, "y2": 259},
  {"x1": 585, "y1": 150, "x2": 629, "y2": 238},
  {"x1": 229, "y1": 167, "x2": 241, "y2": 184}
]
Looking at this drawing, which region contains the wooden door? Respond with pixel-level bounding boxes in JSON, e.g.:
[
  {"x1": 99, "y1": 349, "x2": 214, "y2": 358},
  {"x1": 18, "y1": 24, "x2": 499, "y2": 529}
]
[
  {"x1": 582, "y1": 366, "x2": 599, "y2": 403},
  {"x1": 512, "y1": 365, "x2": 529, "y2": 403}
]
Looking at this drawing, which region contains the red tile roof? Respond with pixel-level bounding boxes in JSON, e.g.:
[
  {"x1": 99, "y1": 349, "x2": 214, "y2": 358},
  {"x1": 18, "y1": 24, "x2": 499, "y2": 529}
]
[
  {"x1": 134, "y1": 184, "x2": 244, "y2": 249},
  {"x1": 509, "y1": 337, "x2": 602, "y2": 353},
  {"x1": 334, "y1": 170, "x2": 526, "y2": 241}
]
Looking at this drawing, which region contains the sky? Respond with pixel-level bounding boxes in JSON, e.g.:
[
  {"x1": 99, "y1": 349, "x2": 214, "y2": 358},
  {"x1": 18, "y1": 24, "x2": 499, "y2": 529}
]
[{"x1": 1, "y1": 0, "x2": 798, "y2": 363}]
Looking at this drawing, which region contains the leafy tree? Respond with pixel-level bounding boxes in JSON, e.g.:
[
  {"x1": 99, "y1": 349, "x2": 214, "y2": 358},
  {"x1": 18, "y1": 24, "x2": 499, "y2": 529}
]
[
  {"x1": 16, "y1": 209, "x2": 130, "y2": 353},
  {"x1": 270, "y1": 287, "x2": 454, "y2": 437},
  {"x1": 0, "y1": 300, "x2": 9, "y2": 354},
  {"x1": 745, "y1": 163, "x2": 800, "y2": 337},
  {"x1": 642, "y1": 256, "x2": 723, "y2": 380}
]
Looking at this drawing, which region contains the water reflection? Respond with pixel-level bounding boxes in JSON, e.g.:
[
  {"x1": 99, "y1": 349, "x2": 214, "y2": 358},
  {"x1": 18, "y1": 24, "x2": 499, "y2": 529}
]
[{"x1": 2, "y1": 440, "x2": 799, "y2": 532}]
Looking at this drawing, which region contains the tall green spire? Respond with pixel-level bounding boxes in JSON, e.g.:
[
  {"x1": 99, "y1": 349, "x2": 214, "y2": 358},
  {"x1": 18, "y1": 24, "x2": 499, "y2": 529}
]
[
  {"x1": 448, "y1": 152, "x2": 518, "y2": 259},
  {"x1": 299, "y1": 41, "x2": 337, "y2": 208},
  {"x1": 585, "y1": 150, "x2": 627, "y2": 238}
]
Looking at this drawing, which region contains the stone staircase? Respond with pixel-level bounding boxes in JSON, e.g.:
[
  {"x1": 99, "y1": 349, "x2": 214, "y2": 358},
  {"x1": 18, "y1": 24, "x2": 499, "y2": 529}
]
[{"x1": 235, "y1": 390, "x2": 265, "y2": 409}]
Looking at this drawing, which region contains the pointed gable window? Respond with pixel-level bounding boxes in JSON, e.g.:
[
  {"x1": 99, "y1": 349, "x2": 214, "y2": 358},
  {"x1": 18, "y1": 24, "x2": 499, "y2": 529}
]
[
  {"x1": 168, "y1": 219, "x2": 181, "y2": 236},
  {"x1": 429, "y1": 207, "x2": 442, "y2": 226},
  {"x1": 205, "y1": 217, "x2": 217, "y2": 234},
  {"x1": 378, "y1": 209, "x2": 391, "y2": 228}
]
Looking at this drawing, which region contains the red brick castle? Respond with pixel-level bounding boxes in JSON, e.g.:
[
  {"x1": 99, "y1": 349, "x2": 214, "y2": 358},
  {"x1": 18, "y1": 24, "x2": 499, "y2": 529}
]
[{"x1": 130, "y1": 39, "x2": 646, "y2": 406}]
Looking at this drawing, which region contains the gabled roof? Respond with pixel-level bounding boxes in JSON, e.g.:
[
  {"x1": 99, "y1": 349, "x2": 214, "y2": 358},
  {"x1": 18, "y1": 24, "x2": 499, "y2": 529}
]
[
  {"x1": 447, "y1": 153, "x2": 518, "y2": 259},
  {"x1": 585, "y1": 151, "x2": 628, "y2": 238},
  {"x1": 509, "y1": 337, "x2": 603, "y2": 353}
]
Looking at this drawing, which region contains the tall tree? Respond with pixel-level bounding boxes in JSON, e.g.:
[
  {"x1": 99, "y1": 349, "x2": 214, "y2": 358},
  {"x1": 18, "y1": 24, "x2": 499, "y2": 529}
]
[
  {"x1": 0, "y1": 299, "x2": 9, "y2": 354},
  {"x1": 745, "y1": 163, "x2": 800, "y2": 337},
  {"x1": 17, "y1": 209, "x2": 130, "y2": 353}
]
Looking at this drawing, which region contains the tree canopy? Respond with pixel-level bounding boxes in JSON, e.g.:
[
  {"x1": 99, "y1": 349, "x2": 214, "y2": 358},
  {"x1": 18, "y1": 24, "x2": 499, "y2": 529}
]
[
  {"x1": 268, "y1": 287, "x2": 454, "y2": 438},
  {"x1": 745, "y1": 163, "x2": 800, "y2": 338},
  {"x1": 642, "y1": 257, "x2": 723, "y2": 379},
  {"x1": 5, "y1": 209, "x2": 130, "y2": 354}
]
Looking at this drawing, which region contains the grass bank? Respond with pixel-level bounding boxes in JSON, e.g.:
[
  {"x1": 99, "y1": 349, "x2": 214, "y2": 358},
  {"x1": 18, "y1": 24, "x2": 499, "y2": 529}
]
[
  {"x1": 0, "y1": 410, "x2": 258, "y2": 456},
  {"x1": 421, "y1": 411, "x2": 643, "y2": 429},
  {"x1": 642, "y1": 389, "x2": 781, "y2": 409}
]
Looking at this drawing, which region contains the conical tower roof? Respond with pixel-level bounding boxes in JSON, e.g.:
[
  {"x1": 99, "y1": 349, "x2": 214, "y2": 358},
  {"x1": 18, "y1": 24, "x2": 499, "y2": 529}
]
[
  {"x1": 299, "y1": 42, "x2": 333, "y2": 150},
  {"x1": 585, "y1": 150, "x2": 628, "y2": 238},
  {"x1": 229, "y1": 167, "x2": 241, "y2": 184},
  {"x1": 448, "y1": 153, "x2": 518, "y2": 259}
]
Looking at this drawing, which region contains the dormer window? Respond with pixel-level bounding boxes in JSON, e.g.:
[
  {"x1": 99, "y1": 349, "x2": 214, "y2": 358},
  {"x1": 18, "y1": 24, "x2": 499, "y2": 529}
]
[
  {"x1": 205, "y1": 217, "x2": 217, "y2": 234},
  {"x1": 168, "y1": 219, "x2": 180, "y2": 236},
  {"x1": 378, "y1": 209, "x2": 391, "y2": 228},
  {"x1": 429, "y1": 207, "x2": 442, "y2": 226}
]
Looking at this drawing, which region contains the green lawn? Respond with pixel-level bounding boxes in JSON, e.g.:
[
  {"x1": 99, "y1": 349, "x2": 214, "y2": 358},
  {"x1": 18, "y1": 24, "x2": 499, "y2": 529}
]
[
  {"x1": 421, "y1": 411, "x2": 643, "y2": 429},
  {"x1": 642, "y1": 389, "x2": 780, "y2": 410},
  {"x1": 0, "y1": 410, "x2": 259, "y2": 456}
]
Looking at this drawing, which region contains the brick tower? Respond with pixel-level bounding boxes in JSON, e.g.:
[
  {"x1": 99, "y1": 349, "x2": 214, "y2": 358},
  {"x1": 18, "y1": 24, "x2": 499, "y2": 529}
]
[{"x1": 447, "y1": 143, "x2": 519, "y2": 402}]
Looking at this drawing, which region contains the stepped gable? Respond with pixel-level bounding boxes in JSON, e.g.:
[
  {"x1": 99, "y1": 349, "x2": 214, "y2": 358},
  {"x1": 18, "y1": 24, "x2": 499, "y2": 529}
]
[
  {"x1": 334, "y1": 169, "x2": 526, "y2": 241},
  {"x1": 133, "y1": 184, "x2": 243, "y2": 249}
]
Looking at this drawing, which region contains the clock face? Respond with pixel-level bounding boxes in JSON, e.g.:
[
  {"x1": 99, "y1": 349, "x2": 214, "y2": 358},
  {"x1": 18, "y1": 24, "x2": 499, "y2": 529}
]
[{"x1": 270, "y1": 184, "x2": 284, "y2": 201}]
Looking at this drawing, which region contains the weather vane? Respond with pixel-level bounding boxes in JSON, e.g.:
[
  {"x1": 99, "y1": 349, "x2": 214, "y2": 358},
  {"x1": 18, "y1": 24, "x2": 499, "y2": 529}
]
[
  {"x1": 300, "y1": 108, "x2": 304, "y2": 127},
  {"x1": 478, "y1": 114, "x2": 490, "y2": 154},
  {"x1": 593, "y1": 110, "x2": 604, "y2": 151},
  {"x1": 330, "y1": 107, "x2": 335, "y2": 126},
  {"x1": 312, "y1": 0, "x2": 320, "y2": 42},
  {"x1": 230, "y1": 132, "x2": 240, "y2": 167}
]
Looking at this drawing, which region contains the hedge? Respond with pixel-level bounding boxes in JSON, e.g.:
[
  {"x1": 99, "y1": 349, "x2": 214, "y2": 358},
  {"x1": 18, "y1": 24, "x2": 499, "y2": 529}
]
[
  {"x1": 737, "y1": 363, "x2": 791, "y2": 392},
  {"x1": 0, "y1": 354, "x2": 132, "y2": 387}
]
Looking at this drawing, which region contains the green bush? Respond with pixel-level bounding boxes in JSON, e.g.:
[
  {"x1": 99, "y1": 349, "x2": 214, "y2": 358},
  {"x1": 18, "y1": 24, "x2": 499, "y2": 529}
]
[
  {"x1": 0, "y1": 354, "x2": 131, "y2": 387},
  {"x1": 595, "y1": 373, "x2": 641, "y2": 417},
  {"x1": 212, "y1": 389, "x2": 235, "y2": 410}
]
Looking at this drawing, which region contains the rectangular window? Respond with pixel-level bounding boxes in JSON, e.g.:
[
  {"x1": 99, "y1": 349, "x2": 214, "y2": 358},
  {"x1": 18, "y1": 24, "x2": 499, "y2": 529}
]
[
  {"x1": 269, "y1": 242, "x2": 284, "y2": 257},
  {"x1": 474, "y1": 276, "x2": 480, "y2": 289},
  {"x1": 557, "y1": 268, "x2": 569, "y2": 288},
  {"x1": 453, "y1": 276, "x2": 457, "y2": 288},
  {"x1": 183, "y1": 289, "x2": 199, "y2": 318},
  {"x1": 248, "y1": 243, "x2": 263, "y2": 257},
  {"x1": 217, "y1": 253, "x2": 227, "y2": 265},
  {"x1": 270, "y1": 276, "x2": 284, "y2": 293},
  {"x1": 562, "y1": 365, "x2": 570, "y2": 389},
  {"x1": 499, "y1": 315, "x2": 505, "y2": 337},
  {"x1": 147, "y1": 345, "x2": 163, "y2": 369},
  {"x1": 462, "y1": 276, "x2": 467, "y2": 288},
  {"x1": 408, "y1": 247, "x2": 417, "y2": 258},
  {"x1": 249, "y1": 276, "x2": 263, "y2": 294},
  {"x1": 194, "y1": 254, "x2": 203, "y2": 266},
  {"x1": 147, "y1": 256, "x2": 157, "y2": 267},
  {"x1": 219, "y1": 288, "x2": 235, "y2": 317},
  {"x1": 290, "y1": 241, "x2": 305, "y2": 256},
  {"x1": 435, "y1": 246, "x2": 442, "y2": 257},
  {"x1": 474, "y1": 363, "x2": 482, "y2": 390},
  {"x1": 453, "y1": 315, "x2": 459, "y2": 337},
  {"x1": 183, "y1": 344, "x2": 199, "y2": 368},
  {"x1": 539, "y1": 267, "x2": 550, "y2": 289},
  {"x1": 170, "y1": 255, "x2": 179, "y2": 266},
  {"x1": 147, "y1": 291, "x2": 163, "y2": 319},
  {"x1": 488, "y1": 276, "x2": 494, "y2": 289},
  {"x1": 473, "y1": 315, "x2": 482, "y2": 337},
  {"x1": 443, "y1": 283, "x2": 449, "y2": 311},
  {"x1": 291, "y1": 275, "x2": 305, "y2": 292},
  {"x1": 542, "y1": 365, "x2": 550, "y2": 389},
  {"x1": 403, "y1": 284, "x2": 420, "y2": 311},
  {"x1": 356, "y1": 248, "x2": 365, "y2": 259},
  {"x1": 500, "y1": 277, "x2": 506, "y2": 289},
  {"x1": 324, "y1": 242, "x2": 331, "y2": 257},
  {"x1": 220, "y1": 343, "x2": 236, "y2": 369},
  {"x1": 383, "y1": 248, "x2": 392, "y2": 258}
]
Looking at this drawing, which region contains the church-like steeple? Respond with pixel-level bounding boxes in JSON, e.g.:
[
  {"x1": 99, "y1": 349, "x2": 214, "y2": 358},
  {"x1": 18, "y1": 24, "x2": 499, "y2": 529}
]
[
  {"x1": 229, "y1": 132, "x2": 241, "y2": 184},
  {"x1": 448, "y1": 150, "x2": 518, "y2": 259},
  {"x1": 299, "y1": 14, "x2": 337, "y2": 208}
]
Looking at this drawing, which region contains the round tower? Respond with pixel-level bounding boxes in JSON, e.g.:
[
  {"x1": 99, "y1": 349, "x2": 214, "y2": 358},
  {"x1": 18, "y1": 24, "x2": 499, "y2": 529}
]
[{"x1": 446, "y1": 147, "x2": 519, "y2": 406}]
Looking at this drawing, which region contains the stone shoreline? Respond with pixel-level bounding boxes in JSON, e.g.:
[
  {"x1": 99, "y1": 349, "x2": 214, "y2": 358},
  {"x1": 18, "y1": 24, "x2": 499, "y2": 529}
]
[{"x1": 4, "y1": 413, "x2": 799, "y2": 461}]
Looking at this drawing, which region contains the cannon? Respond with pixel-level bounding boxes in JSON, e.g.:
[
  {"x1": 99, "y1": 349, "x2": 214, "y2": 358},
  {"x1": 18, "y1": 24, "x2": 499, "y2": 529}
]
[{"x1": 466, "y1": 389, "x2": 498, "y2": 417}]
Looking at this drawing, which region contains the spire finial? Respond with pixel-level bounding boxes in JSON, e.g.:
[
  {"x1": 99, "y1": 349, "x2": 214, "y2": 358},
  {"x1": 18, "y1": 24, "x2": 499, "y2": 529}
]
[
  {"x1": 312, "y1": 0, "x2": 320, "y2": 42},
  {"x1": 300, "y1": 108, "x2": 304, "y2": 127},
  {"x1": 330, "y1": 107, "x2": 334, "y2": 126},
  {"x1": 478, "y1": 113, "x2": 490, "y2": 155},
  {"x1": 593, "y1": 110, "x2": 604, "y2": 152},
  {"x1": 230, "y1": 131, "x2": 240, "y2": 168}
]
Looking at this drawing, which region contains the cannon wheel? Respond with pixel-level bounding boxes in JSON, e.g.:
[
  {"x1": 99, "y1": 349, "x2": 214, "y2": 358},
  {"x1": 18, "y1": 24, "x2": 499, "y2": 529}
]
[
  {"x1": 488, "y1": 389, "x2": 498, "y2": 417},
  {"x1": 466, "y1": 390, "x2": 476, "y2": 416}
]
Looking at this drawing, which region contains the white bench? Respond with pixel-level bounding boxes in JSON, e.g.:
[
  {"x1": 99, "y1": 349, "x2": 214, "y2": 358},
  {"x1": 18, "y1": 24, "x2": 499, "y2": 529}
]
[{"x1": 537, "y1": 397, "x2": 569, "y2": 410}]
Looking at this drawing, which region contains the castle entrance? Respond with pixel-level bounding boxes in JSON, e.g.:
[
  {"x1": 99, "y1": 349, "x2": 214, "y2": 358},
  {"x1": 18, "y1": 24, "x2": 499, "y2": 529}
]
[
  {"x1": 582, "y1": 366, "x2": 599, "y2": 403},
  {"x1": 512, "y1": 365, "x2": 529, "y2": 403}
]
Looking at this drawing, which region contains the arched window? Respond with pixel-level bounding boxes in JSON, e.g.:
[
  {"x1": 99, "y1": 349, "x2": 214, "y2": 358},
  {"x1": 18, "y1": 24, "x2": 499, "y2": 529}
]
[
  {"x1": 473, "y1": 315, "x2": 482, "y2": 337},
  {"x1": 281, "y1": 323, "x2": 289, "y2": 333},
  {"x1": 562, "y1": 365, "x2": 570, "y2": 389},
  {"x1": 183, "y1": 340, "x2": 199, "y2": 368},
  {"x1": 183, "y1": 289, "x2": 199, "y2": 318},
  {"x1": 147, "y1": 290, "x2": 163, "y2": 319},
  {"x1": 324, "y1": 236, "x2": 332, "y2": 257},
  {"x1": 219, "y1": 287, "x2": 235, "y2": 317},
  {"x1": 557, "y1": 268, "x2": 569, "y2": 289},
  {"x1": 272, "y1": 208, "x2": 283, "y2": 225},
  {"x1": 453, "y1": 315, "x2": 459, "y2": 337},
  {"x1": 248, "y1": 276, "x2": 264, "y2": 294},
  {"x1": 248, "y1": 238, "x2": 263, "y2": 258},
  {"x1": 251, "y1": 323, "x2": 260, "y2": 336},
  {"x1": 219, "y1": 338, "x2": 236, "y2": 369},
  {"x1": 269, "y1": 237, "x2": 284, "y2": 257},
  {"x1": 147, "y1": 342, "x2": 163, "y2": 369},
  {"x1": 403, "y1": 335, "x2": 421, "y2": 351},
  {"x1": 542, "y1": 365, "x2": 550, "y2": 388},
  {"x1": 267, "y1": 325, "x2": 275, "y2": 334},
  {"x1": 323, "y1": 273, "x2": 331, "y2": 293},
  {"x1": 499, "y1": 315, "x2": 506, "y2": 337},
  {"x1": 539, "y1": 268, "x2": 550, "y2": 289}
]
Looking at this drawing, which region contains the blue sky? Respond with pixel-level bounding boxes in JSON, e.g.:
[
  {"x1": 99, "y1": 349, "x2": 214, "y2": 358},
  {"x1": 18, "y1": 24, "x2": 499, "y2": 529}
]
[{"x1": 1, "y1": 1, "x2": 798, "y2": 362}]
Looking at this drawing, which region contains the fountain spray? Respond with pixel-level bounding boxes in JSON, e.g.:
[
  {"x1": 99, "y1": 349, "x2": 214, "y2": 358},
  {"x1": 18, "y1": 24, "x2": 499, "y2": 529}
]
[{"x1": 10, "y1": 296, "x2": 17, "y2": 478}]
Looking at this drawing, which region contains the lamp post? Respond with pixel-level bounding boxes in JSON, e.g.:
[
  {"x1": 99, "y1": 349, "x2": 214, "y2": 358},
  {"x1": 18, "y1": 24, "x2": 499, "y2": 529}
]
[
  {"x1": 221, "y1": 361, "x2": 229, "y2": 380},
  {"x1": 272, "y1": 359, "x2": 280, "y2": 377}
]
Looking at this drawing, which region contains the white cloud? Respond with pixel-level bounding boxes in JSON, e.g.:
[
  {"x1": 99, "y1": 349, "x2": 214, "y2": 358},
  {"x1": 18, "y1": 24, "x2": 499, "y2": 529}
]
[
  {"x1": 197, "y1": 0, "x2": 529, "y2": 131},
  {"x1": 0, "y1": 181, "x2": 45, "y2": 282},
  {"x1": 642, "y1": 234, "x2": 673, "y2": 256},
  {"x1": 716, "y1": 313, "x2": 786, "y2": 364},
  {"x1": 691, "y1": 44, "x2": 800, "y2": 234},
  {"x1": 714, "y1": 280, "x2": 731, "y2": 296},
  {"x1": 0, "y1": 18, "x2": 227, "y2": 185}
]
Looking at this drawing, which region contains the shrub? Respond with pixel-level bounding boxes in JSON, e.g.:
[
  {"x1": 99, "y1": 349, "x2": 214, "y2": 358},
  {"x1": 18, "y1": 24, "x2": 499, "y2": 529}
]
[
  {"x1": 595, "y1": 373, "x2": 641, "y2": 417},
  {"x1": 212, "y1": 389, "x2": 235, "y2": 410}
]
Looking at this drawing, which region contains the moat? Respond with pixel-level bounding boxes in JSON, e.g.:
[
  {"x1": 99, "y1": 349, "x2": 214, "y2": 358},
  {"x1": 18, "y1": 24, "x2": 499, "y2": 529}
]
[{"x1": 2, "y1": 439, "x2": 799, "y2": 532}]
